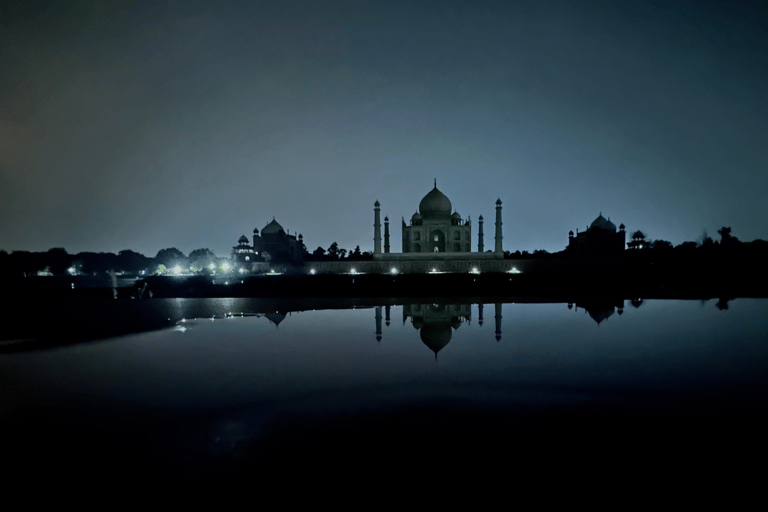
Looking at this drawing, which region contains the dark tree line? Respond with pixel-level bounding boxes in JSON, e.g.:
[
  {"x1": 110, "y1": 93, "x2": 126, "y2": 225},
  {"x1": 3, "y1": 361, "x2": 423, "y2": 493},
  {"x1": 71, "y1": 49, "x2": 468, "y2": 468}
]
[
  {"x1": 305, "y1": 243, "x2": 373, "y2": 262},
  {"x1": 0, "y1": 247, "x2": 223, "y2": 278}
]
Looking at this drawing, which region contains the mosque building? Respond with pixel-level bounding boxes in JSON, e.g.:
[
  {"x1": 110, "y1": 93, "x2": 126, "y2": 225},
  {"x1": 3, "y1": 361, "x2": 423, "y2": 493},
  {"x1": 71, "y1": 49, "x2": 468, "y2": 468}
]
[
  {"x1": 232, "y1": 217, "x2": 305, "y2": 266},
  {"x1": 567, "y1": 213, "x2": 626, "y2": 258}
]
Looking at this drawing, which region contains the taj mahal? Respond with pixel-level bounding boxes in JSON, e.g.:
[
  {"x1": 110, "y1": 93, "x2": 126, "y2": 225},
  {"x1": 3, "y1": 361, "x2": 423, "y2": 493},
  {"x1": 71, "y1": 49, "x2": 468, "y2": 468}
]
[
  {"x1": 293, "y1": 181, "x2": 518, "y2": 275},
  {"x1": 373, "y1": 180, "x2": 503, "y2": 259}
]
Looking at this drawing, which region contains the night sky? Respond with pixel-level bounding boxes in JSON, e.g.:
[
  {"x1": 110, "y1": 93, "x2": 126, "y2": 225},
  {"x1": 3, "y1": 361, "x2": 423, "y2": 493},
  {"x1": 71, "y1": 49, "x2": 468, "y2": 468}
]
[{"x1": 2, "y1": 0, "x2": 766, "y2": 257}]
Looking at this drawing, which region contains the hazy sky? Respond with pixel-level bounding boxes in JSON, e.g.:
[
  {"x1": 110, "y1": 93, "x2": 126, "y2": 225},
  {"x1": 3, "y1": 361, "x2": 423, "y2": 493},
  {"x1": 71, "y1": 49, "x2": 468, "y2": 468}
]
[{"x1": 2, "y1": 0, "x2": 766, "y2": 257}]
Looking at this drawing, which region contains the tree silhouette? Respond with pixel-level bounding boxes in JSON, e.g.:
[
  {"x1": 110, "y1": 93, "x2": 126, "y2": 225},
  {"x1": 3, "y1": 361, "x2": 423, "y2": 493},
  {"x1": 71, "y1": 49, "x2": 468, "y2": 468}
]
[
  {"x1": 327, "y1": 242, "x2": 340, "y2": 260},
  {"x1": 155, "y1": 248, "x2": 186, "y2": 266}
]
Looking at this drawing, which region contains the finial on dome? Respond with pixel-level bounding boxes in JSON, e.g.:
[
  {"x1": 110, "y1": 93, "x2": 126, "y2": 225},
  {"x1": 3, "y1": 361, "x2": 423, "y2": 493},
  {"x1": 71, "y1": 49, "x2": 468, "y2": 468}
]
[{"x1": 434, "y1": 178, "x2": 437, "y2": 188}]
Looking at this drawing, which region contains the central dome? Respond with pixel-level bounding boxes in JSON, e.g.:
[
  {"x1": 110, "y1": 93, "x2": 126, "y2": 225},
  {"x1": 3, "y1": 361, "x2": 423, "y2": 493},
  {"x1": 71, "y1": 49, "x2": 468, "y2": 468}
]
[{"x1": 419, "y1": 184, "x2": 452, "y2": 219}]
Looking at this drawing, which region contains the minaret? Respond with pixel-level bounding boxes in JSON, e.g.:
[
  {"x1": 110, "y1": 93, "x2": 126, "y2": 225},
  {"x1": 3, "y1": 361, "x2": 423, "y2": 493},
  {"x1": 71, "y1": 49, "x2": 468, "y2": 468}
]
[
  {"x1": 374, "y1": 201, "x2": 382, "y2": 254},
  {"x1": 494, "y1": 303, "x2": 502, "y2": 342},
  {"x1": 494, "y1": 199, "x2": 503, "y2": 255},
  {"x1": 384, "y1": 216, "x2": 390, "y2": 254},
  {"x1": 478, "y1": 215, "x2": 484, "y2": 252}
]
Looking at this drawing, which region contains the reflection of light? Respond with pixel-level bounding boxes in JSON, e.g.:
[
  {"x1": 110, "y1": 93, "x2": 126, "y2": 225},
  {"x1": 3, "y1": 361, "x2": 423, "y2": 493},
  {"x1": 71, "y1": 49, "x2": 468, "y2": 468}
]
[
  {"x1": 391, "y1": 268, "x2": 398, "y2": 274},
  {"x1": 175, "y1": 325, "x2": 187, "y2": 333},
  {"x1": 470, "y1": 267, "x2": 480, "y2": 274},
  {"x1": 507, "y1": 267, "x2": 521, "y2": 274},
  {"x1": 310, "y1": 269, "x2": 315, "y2": 275}
]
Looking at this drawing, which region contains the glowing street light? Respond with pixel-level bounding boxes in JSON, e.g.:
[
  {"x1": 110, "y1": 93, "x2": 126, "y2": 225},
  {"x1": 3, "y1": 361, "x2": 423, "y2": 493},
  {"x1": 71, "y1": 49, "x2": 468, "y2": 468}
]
[{"x1": 221, "y1": 262, "x2": 230, "y2": 271}]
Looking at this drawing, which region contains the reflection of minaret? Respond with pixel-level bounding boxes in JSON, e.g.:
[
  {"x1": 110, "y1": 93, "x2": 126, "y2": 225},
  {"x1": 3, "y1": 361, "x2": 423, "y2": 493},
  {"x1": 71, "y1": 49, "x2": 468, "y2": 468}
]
[
  {"x1": 385, "y1": 305, "x2": 391, "y2": 326},
  {"x1": 375, "y1": 306, "x2": 382, "y2": 342},
  {"x1": 494, "y1": 303, "x2": 502, "y2": 341},
  {"x1": 374, "y1": 200, "x2": 382, "y2": 254},
  {"x1": 478, "y1": 303, "x2": 484, "y2": 326},
  {"x1": 384, "y1": 217, "x2": 390, "y2": 254},
  {"x1": 478, "y1": 215, "x2": 484, "y2": 252},
  {"x1": 495, "y1": 199, "x2": 503, "y2": 255}
]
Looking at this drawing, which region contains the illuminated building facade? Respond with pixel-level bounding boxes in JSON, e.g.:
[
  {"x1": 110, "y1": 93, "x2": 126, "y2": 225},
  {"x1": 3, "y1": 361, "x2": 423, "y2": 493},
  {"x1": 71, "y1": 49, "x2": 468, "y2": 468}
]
[
  {"x1": 401, "y1": 183, "x2": 472, "y2": 253},
  {"x1": 371, "y1": 182, "x2": 505, "y2": 267}
]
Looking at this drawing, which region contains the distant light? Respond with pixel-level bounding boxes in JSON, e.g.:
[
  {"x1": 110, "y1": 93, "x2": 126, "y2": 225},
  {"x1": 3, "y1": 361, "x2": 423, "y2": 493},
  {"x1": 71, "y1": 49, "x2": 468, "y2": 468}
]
[
  {"x1": 208, "y1": 263, "x2": 215, "y2": 270},
  {"x1": 470, "y1": 267, "x2": 480, "y2": 274},
  {"x1": 351, "y1": 268, "x2": 357, "y2": 274},
  {"x1": 507, "y1": 267, "x2": 521, "y2": 274},
  {"x1": 224, "y1": 281, "x2": 229, "y2": 285},
  {"x1": 239, "y1": 268, "x2": 246, "y2": 274},
  {"x1": 310, "y1": 269, "x2": 316, "y2": 275},
  {"x1": 68, "y1": 267, "x2": 76, "y2": 275},
  {"x1": 390, "y1": 268, "x2": 398, "y2": 274},
  {"x1": 173, "y1": 265, "x2": 182, "y2": 275},
  {"x1": 221, "y1": 262, "x2": 230, "y2": 271}
]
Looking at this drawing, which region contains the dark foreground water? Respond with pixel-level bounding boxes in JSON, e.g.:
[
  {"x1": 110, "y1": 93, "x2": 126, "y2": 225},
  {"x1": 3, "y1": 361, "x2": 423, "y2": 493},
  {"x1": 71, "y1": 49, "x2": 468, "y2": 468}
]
[{"x1": 2, "y1": 298, "x2": 767, "y2": 488}]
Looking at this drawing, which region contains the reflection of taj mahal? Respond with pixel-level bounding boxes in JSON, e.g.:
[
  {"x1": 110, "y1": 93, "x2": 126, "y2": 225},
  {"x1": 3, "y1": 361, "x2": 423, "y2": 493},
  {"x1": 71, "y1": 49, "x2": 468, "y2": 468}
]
[{"x1": 376, "y1": 303, "x2": 504, "y2": 359}]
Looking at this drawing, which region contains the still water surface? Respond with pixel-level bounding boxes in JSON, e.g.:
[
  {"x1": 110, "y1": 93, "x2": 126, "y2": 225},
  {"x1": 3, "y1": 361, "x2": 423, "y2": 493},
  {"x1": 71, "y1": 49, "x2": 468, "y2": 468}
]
[{"x1": 2, "y1": 298, "x2": 767, "y2": 485}]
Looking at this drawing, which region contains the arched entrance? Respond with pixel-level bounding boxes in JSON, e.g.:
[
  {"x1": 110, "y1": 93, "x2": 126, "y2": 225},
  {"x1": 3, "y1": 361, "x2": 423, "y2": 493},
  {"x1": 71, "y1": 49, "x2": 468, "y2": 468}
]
[{"x1": 430, "y1": 230, "x2": 446, "y2": 252}]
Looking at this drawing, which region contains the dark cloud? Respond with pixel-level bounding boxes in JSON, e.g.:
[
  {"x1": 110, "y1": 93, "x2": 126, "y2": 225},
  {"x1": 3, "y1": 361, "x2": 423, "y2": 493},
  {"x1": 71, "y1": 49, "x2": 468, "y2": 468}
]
[{"x1": 2, "y1": 0, "x2": 766, "y2": 256}]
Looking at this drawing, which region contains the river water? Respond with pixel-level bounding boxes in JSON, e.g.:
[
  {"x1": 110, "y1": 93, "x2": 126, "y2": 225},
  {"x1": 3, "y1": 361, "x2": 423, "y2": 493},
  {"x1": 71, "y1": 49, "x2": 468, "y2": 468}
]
[{"x1": 2, "y1": 298, "x2": 766, "y2": 487}]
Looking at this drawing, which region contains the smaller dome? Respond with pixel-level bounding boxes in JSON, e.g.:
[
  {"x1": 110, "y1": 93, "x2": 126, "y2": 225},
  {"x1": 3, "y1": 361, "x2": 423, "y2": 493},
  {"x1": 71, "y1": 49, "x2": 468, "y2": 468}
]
[
  {"x1": 569, "y1": 230, "x2": 574, "y2": 236},
  {"x1": 632, "y1": 230, "x2": 645, "y2": 239},
  {"x1": 238, "y1": 235, "x2": 249, "y2": 244},
  {"x1": 479, "y1": 215, "x2": 484, "y2": 220},
  {"x1": 451, "y1": 211, "x2": 461, "y2": 220},
  {"x1": 619, "y1": 223, "x2": 625, "y2": 230},
  {"x1": 411, "y1": 212, "x2": 422, "y2": 220},
  {"x1": 253, "y1": 227, "x2": 259, "y2": 234}
]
